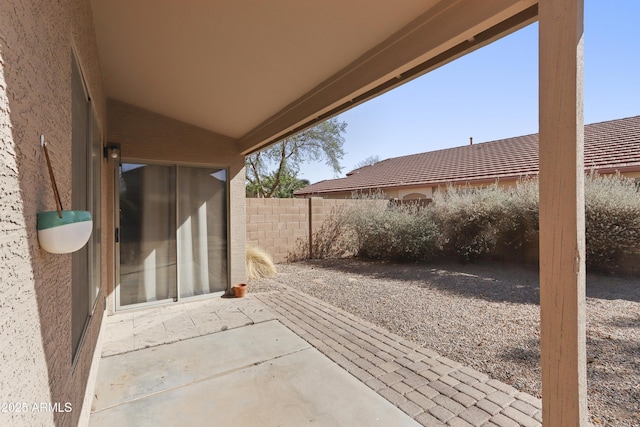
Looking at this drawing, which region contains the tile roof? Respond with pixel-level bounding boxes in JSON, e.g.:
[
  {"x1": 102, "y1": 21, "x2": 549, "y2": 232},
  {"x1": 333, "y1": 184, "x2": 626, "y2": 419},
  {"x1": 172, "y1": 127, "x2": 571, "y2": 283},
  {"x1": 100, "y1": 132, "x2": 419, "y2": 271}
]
[{"x1": 295, "y1": 115, "x2": 640, "y2": 196}]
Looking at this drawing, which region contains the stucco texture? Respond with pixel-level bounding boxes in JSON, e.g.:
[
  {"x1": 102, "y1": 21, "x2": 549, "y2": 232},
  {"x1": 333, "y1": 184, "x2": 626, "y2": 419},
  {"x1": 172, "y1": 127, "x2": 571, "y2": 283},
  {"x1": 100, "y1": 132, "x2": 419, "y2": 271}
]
[{"x1": 0, "y1": 1, "x2": 106, "y2": 426}]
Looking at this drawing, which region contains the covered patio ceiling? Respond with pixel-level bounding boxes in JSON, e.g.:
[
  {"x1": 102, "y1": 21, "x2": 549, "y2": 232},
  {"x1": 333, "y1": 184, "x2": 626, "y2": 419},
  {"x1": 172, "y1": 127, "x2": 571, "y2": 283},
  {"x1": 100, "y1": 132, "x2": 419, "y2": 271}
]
[
  {"x1": 91, "y1": 0, "x2": 537, "y2": 154},
  {"x1": 91, "y1": 1, "x2": 591, "y2": 425}
]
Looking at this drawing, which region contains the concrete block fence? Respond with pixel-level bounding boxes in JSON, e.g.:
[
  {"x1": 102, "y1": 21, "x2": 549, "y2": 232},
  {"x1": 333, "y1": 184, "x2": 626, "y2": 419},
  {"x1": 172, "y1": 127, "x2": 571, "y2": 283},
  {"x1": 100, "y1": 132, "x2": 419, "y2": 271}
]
[
  {"x1": 246, "y1": 198, "x2": 360, "y2": 263},
  {"x1": 246, "y1": 198, "x2": 640, "y2": 276}
]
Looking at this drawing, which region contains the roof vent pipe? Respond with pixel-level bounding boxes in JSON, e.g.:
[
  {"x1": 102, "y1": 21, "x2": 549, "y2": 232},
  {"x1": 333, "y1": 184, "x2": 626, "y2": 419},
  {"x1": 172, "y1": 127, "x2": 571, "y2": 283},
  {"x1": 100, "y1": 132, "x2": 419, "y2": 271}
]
[{"x1": 470, "y1": 137, "x2": 473, "y2": 145}]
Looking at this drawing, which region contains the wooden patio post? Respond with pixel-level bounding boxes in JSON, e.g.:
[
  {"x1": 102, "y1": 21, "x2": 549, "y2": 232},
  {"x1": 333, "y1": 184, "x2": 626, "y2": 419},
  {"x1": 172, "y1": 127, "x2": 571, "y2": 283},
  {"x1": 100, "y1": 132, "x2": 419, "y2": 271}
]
[{"x1": 538, "y1": 0, "x2": 588, "y2": 425}]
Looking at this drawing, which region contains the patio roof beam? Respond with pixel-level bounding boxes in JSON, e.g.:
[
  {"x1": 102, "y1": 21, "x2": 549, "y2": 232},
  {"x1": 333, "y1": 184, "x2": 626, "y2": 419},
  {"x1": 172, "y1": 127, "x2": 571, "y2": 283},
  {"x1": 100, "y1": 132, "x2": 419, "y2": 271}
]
[
  {"x1": 538, "y1": 0, "x2": 587, "y2": 425},
  {"x1": 238, "y1": 0, "x2": 537, "y2": 155}
]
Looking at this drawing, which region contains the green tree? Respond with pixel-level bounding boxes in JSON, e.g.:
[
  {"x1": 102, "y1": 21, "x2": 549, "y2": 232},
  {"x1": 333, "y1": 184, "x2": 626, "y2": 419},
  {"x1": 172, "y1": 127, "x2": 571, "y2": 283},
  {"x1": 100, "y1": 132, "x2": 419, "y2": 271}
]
[
  {"x1": 246, "y1": 118, "x2": 346, "y2": 197},
  {"x1": 246, "y1": 168, "x2": 310, "y2": 198}
]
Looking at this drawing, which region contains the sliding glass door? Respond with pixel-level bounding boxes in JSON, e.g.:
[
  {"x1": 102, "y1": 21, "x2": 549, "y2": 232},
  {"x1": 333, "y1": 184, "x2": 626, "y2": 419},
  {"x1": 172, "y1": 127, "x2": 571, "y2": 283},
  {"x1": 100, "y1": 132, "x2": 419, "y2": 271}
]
[
  {"x1": 118, "y1": 163, "x2": 227, "y2": 308},
  {"x1": 177, "y1": 167, "x2": 228, "y2": 298},
  {"x1": 119, "y1": 164, "x2": 177, "y2": 306}
]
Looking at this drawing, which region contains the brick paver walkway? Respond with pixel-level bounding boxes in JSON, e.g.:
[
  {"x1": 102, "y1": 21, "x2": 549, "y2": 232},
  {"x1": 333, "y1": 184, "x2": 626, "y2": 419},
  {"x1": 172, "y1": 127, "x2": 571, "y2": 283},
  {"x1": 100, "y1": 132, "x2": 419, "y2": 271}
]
[{"x1": 256, "y1": 287, "x2": 542, "y2": 427}]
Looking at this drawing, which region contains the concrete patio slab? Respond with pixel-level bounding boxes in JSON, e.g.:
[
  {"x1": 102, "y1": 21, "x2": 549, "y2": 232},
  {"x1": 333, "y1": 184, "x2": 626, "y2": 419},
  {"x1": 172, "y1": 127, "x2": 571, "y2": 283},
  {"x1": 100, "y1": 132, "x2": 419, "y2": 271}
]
[
  {"x1": 90, "y1": 319, "x2": 419, "y2": 427},
  {"x1": 91, "y1": 292, "x2": 543, "y2": 426},
  {"x1": 101, "y1": 296, "x2": 275, "y2": 357}
]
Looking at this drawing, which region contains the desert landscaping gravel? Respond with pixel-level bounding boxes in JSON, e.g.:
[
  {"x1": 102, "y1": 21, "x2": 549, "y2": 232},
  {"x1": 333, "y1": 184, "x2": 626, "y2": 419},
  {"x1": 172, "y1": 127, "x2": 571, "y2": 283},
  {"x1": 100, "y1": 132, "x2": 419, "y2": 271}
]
[{"x1": 249, "y1": 259, "x2": 640, "y2": 427}]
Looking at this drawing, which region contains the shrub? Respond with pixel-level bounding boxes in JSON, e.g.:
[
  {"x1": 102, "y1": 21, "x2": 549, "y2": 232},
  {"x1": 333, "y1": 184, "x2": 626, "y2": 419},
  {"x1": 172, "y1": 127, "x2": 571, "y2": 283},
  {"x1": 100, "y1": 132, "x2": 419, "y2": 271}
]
[
  {"x1": 431, "y1": 184, "x2": 510, "y2": 262},
  {"x1": 498, "y1": 178, "x2": 540, "y2": 249},
  {"x1": 310, "y1": 205, "x2": 358, "y2": 259},
  {"x1": 584, "y1": 172, "x2": 640, "y2": 270},
  {"x1": 343, "y1": 199, "x2": 440, "y2": 262},
  {"x1": 288, "y1": 204, "x2": 360, "y2": 261},
  {"x1": 292, "y1": 173, "x2": 640, "y2": 272}
]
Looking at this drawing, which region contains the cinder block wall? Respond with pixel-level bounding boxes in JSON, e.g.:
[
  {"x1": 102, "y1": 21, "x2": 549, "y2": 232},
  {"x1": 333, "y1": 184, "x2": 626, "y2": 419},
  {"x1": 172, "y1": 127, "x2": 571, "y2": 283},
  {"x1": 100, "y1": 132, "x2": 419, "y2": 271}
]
[
  {"x1": 246, "y1": 198, "x2": 310, "y2": 263},
  {"x1": 246, "y1": 198, "x2": 383, "y2": 263},
  {"x1": 308, "y1": 198, "x2": 354, "y2": 234}
]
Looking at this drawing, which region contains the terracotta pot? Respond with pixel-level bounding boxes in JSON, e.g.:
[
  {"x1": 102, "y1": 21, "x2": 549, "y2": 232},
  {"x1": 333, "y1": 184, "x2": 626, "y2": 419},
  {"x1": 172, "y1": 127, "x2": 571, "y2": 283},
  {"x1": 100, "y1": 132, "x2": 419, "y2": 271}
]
[{"x1": 233, "y1": 283, "x2": 247, "y2": 298}]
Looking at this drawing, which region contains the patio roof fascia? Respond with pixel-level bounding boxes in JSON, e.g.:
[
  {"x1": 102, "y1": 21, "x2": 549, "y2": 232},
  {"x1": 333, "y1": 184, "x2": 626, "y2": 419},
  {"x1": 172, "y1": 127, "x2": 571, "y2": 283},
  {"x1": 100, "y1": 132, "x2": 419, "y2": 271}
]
[{"x1": 238, "y1": 0, "x2": 538, "y2": 155}]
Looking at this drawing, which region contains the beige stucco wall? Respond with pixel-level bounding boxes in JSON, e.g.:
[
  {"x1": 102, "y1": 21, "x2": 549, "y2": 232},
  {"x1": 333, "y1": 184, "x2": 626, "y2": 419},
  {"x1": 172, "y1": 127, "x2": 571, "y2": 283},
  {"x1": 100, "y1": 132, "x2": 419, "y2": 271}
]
[
  {"x1": 302, "y1": 186, "x2": 432, "y2": 200},
  {"x1": 398, "y1": 187, "x2": 432, "y2": 200},
  {"x1": 106, "y1": 100, "x2": 247, "y2": 298},
  {"x1": 306, "y1": 170, "x2": 640, "y2": 201},
  {"x1": 0, "y1": 1, "x2": 107, "y2": 426}
]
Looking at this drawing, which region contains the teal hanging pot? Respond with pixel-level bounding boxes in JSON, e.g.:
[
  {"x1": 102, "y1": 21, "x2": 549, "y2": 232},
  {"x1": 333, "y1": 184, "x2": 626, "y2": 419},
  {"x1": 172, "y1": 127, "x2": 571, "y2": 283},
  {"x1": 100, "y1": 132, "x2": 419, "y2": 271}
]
[
  {"x1": 37, "y1": 210, "x2": 92, "y2": 254},
  {"x1": 37, "y1": 136, "x2": 93, "y2": 254}
]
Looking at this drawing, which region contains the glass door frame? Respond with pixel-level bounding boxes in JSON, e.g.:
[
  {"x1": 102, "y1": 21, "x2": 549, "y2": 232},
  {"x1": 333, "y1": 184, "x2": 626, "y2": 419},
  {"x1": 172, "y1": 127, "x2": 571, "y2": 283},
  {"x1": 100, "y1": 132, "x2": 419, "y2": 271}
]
[{"x1": 115, "y1": 159, "x2": 231, "y2": 311}]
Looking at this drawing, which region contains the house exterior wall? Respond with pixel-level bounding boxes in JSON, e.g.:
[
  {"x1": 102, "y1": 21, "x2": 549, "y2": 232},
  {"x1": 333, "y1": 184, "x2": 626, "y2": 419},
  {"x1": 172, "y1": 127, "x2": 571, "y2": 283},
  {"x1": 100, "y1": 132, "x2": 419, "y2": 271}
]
[
  {"x1": 398, "y1": 187, "x2": 433, "y2": 200},
  {"x1": 0, "y1": 1, "x2": 107, "y2": 426},
  {"x1": 307, "y1": 191, "x2": 354, "y2": 199},
  {"x1": 106, "y1": 100, "x2": 247, "y2": 299},
  {"x1": 304, "y1": 170, "x2": 638, "y2": 200},
  {"x1": 431, "y1": 178, "x2": 520, "y2": 193}
]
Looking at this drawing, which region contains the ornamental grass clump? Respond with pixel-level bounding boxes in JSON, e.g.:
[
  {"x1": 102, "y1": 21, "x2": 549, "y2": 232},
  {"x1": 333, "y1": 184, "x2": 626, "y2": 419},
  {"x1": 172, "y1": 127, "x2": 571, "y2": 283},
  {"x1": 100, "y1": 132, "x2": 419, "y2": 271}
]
[{"x1": 246, "y1": 245, "x2": 277, "y2": 280}]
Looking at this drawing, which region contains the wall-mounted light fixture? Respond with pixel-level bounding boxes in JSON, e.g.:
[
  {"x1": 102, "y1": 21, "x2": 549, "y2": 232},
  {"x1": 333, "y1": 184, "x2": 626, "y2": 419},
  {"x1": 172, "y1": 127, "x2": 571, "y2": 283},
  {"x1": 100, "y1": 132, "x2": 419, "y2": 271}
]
[{"x1": 103, "y1": 143, "x2": 121, "y2": 160}]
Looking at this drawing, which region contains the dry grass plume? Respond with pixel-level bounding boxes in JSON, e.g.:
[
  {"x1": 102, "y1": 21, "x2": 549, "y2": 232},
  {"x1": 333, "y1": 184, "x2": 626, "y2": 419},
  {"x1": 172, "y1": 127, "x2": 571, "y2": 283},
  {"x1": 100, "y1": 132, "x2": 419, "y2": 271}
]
[{"x1": 246, "y1": 245, "x2": 277, "y2": 280}]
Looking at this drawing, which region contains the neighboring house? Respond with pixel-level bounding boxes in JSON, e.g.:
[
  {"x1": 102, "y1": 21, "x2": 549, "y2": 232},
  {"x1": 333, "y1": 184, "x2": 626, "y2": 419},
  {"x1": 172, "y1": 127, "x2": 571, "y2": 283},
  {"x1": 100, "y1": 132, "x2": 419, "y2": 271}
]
[
  {"x1": 295, "y1": 115, "x2": 640, "y2": 200},
  {"x1": 0, "y1": 1, "x2": 591, "y2": 426}
]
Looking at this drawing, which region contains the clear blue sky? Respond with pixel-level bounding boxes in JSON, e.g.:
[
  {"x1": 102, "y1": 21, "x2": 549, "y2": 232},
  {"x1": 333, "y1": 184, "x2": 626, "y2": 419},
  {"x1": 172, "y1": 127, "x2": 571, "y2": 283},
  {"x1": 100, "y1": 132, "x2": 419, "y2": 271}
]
[{"x1": 298, "y1": 1, "x2": 640, "y2": 184}]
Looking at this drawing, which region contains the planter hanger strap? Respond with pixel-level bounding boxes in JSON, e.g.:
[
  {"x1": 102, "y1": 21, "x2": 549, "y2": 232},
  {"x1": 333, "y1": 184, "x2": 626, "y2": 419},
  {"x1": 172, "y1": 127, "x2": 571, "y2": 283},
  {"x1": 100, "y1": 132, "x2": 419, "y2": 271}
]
[{"x1": 41, "y1": 135, "x2": 63, "y2": 218}]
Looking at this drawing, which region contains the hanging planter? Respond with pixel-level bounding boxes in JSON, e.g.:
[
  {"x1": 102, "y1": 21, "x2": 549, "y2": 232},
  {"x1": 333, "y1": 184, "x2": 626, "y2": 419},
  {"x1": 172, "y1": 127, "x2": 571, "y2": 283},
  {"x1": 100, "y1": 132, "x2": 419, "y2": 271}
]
[
  {"x1": 37, "y1": 210, "x2": 92, "y2": 254},
  {"x1": 37, "y1": 135, "x2": 92, "y2": 254}
]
